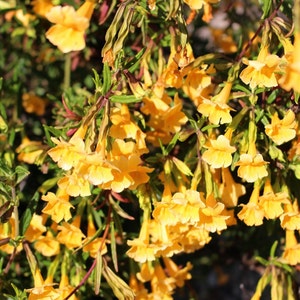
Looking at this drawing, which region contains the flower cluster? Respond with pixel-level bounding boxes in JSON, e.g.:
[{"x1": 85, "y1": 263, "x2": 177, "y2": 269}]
[{"x1": 1, "y1": 0, "x2": 300, "y2": 299}]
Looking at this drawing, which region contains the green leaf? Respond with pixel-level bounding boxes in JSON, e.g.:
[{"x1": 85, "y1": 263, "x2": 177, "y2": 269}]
[
  {"x1": 260, "y1": 0, "x2": 272, "y2": 19},
  {"x1": 110, "y1": 94, "x2": 141, "y2": 104},
  {"x1": 102, "y1": 62, "x2": 111, "y2": 95},
  {"x1": 165, "y1": 132, "x2": 180, "y2": 154},
  {"x1": 291, "y1": 164, "x2": 300, "y2": 180},
  {"x1": 294, "y1": 92, "x2": 299, "y2": 104},
  {"x1": 43, "y1": 124, "x2": 63, "y2": 146},
  {"x1": 270, "y1": 240, "x2": 278, "y2": 258},
  {"x1": 110, "y1": 221, "x2": 118, "y2": 272},
  {"x1": 19, "y1": 192, "x2": 39, "y2": 235},
  {"x1": 269, "y1": 144, "x2": 285, "y2": 162},
  {"x1": 124, "y1": 47, "x2": 146, "y2": 73},
  {"x1": 94, "y1": 252, "x2": 103, "y2": 295},
  {"x1": 6, "y1": 283, "x2": 27, "y2": 300},
  {"x1": 172, "y1": 157, "x2": 193, "y2": 176},
  {"x1": 14, "y1": 165, "x2": 30, "y2": 185},
  {"x1": 38, "y1": 177, "x2": 59, "y2": 194}
]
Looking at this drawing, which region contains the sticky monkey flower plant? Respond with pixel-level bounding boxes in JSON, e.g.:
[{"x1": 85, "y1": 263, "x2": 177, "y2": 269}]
[{"x1": 1, "y1": 0, "x2": 300, "y2": 299}]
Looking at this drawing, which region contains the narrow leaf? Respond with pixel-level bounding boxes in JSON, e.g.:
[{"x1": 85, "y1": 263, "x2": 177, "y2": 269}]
[
  {"x1": 94, "y1": 252, "x2": 103, "y2": 295},
  {"x1": 110, "y1": 221, "x2": 118, "y2": 272}
]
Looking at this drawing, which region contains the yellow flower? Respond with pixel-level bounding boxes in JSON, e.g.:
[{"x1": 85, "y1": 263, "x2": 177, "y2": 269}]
[
  {"x1": 199, "y1": 194, "x2": 228, "y2": 233},
  {"x1": 240, "y1": 45, "x2": 280, "y2": 90},
  {"x1": 58, "y1": 171, "x2": 91, "y2": 197},
  {"x1": 31, "y1": 0, "x2": 54, "y2": 18},
  {"x1": 83, "y1": 216, "x2": 107, "y2": 258},
  {"x1": 46, "y1": 1, "x2": 95, "y2": 53},
  {"x1": 24, "y1": 214, "x2": 47, "y2": 243},
  {"x1": 77, "y1": 154, "x2": 115, "y2": 186},
  {"x1": 182, "y1": 67, "x2": 213, "y2": 106},
  {"x1": 265, "y1": 110, "x2": 297, "y2": 145},
  {"x1": 103, "y1": 149, "x2": 153, "y2": 193},
  {"x1": 258, "y1": 180, "x2": 290, "y2": 219},
  {"x1": 183, "y1": 0, "x2": 220, "y2": 22},
  {"x1": 197, "y1": 82, "x2": 233, "y2": 125},
  {"x1": 282, "y1": 230, "x2": 300, "y2": 265},
  {"x1": 56, "y1": 217, "x2": 86, "y2": 249},
  {"x1": 178, "y1": 226, "x2": 211, "y2": 253},
  {"x1": 238, "y1": 183, "x2": 264, "y2": 226},
  {"x1": 16, "y1": 137, "x2": 45, "y2": 164},
  {"x1": 48, "y1": 136, "x2": 86, "y2": 171},
  {"x1": 202, "y1": 135, "x2": 236, "y2": 168},
  {"x1": 279, "y1": 32, "x2": 300, "y2": 93},
  {"x1": 280, "y1": 201, "x2": 300, "y2": 230},
  {"x1": 211, "y1": 28, "x2": 238, "y2": 54},
  {"x1": 153, "y1": 190, "x2": 206, "y2": 226},
  {"x1": 141, "y1": 92, "x2": 188, "y2": 145},
  {"x1": 41, "y1": 190, "x2": 74, "y2": 223},
  {"x1": 129, "y1": 274, "x2": 148, "y2": 299},
  {"x1": 0, "y1": 213, "x2": 23, "y2": 254},
  {"x1": 183, "y1": 0, "x2": 219, "y2": 10},
  {"x1": 150, "y1": 263, "x2": 176, "y2": 297},
  {"x1": 127, "y1": 220, "x2": 157, "y2": 263},
  {"x1": 218, "y1": 167, "x2": 246, "y2": 207},
  {"x1": 148, "y1": 220, "x2": 183, "y2": 258},
  {"x1": 34, "y1": 231, "x2": 60, "y2": 257},
  {"x1": 236, "y1": 153, "x2": 268, "y2": 183},
  {"x1": 22, "y1": 93, "x2": 48, "y2": 116},
  {"x1": 14, "y1": 9, "x2": 36, "y2": 27},
  {"x1": 162, "y1": 257, "x2": 192, "y2": 288}
]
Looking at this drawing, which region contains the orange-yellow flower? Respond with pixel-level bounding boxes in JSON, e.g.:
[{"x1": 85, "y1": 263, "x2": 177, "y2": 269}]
[
  {"x1": 211, "y1": 28, "x2": 238, "y2": 54},
  {"x1": 236, "y1": 153, "x2": 268, "y2": 183},
  {"x1": 58, "y1": 171, "x2": 91, "y2": 197},
  {"x1": 41, "y1": 190, "x2": 74, "y2": 223},
  {"x1": 218, "y1": 167, "x2": 246, "y2": 207},
  {"x1": 199, "y1": 194, "x2": 228, "y2": 232},
  {"x1": 56, "y1": 217, "x2": 85, "y2": 249},
  {"x1": 265, "y1": 110, "x2": 297, "y2": 145},
  {"x1": 183, "y1": 0, "x2": 220, "y2": 22},
  {"x1": 280, "y1": 201, "x2": 300, "y2": 230},
  {"x1": 197, "y1": 82, "x2": 233, "y2": 125},
  {"x1": 282, "y1": 230, "x2": 300, "y2": 265},
  {"x1": 238, "y1": 183, "x2": 264, "y2": 226},
  {"x1": 240, "y1": 45, "x2": 280, "y2": 90},
  {"x1": 141, "y1": 92, "x2": 188, "y2": 145},
  {"x1": 31, "y1": 0, "x2": 54, "y2": 18},
  {"x1": 202, "y1": 135, "x2": 236, "y2": 168},
  {"x1": 0, "y1": 213, "x2": 23, "y2": 254},
  {"x1": 258, "y1": 180, "x2": 290, "y2": 219},
  {"x1": 178, "y1": 225, "x2": 211, "y2": 253},
  {"x1": 46, "y1": 1, "x2": 95, "y2": 53},
  {"x1": 34, "y1": 231, "x2": 60, "y2": 257},
  {"x1": 16, "y1": 137, "x2": 45, "y2": 164},
  {"x1": 48, "y1": 136, "x2": 86, "y2": 171},
  {"x1": 182, "y1": 67, "x2": 213, "y2": 106},
  {"x1": 83, "y1": 216, "x2": 107, "y2": 258},
  {"x1": 279, "y1": 32, "x2": 300, "y2": 93},
  {"x1": 24, "y1": 214, "x2": 46, "y2": 243},
  {"x1": 22, "y1": 93, "x2": 48, "y2": 116},
  {"x1": 13, "y1": 9, "x2": 36, "y2": 27},
  {"x1": 127, "y1": 220, "x2": 157, "y2": 263},
  {"x1": 153, "y1": 190, "x2": 206, "y2": 226},
  {"x1": 162, "y1": 257, "x2": 192, "y2": 288}
]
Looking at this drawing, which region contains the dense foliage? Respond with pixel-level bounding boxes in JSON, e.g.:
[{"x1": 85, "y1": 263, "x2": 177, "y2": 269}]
[{"x1": 1, "y1": 0, "x2": 300, "y2": 299}]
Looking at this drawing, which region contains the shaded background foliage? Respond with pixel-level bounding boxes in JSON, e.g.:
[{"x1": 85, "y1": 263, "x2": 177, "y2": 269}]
[{"x1": 1, "y1": 0, "x2": 300, "y2": 299}]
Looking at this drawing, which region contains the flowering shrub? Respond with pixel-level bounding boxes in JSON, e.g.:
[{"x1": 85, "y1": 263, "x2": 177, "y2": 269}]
[{"x1": 0, "y1": 0, "x2": 300, "y2": 299}]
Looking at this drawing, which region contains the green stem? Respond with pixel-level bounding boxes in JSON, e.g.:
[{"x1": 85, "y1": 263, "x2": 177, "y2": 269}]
[{"x1": 64, "y1": 52, "x2": 72, "y2": 90}]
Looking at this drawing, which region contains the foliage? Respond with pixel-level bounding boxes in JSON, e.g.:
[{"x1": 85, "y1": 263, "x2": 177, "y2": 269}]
[{"x1": 1, "y1": 0, "x2": 300, "y2": 299}]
